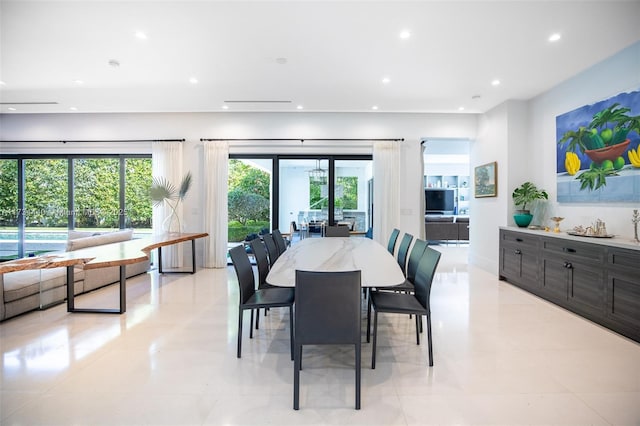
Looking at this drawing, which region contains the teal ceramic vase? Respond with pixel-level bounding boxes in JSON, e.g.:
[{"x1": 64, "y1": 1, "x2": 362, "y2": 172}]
[{"x1": 513, "y1": 212, "x2": 533, "y2": 228}]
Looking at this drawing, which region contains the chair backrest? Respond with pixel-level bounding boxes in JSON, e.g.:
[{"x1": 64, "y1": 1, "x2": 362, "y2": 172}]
[
  {"x1": 325, "y1": 225, "x2": 350, "y2": 237},
  {"x1": 406, "y1": 238, "x2": 428, "y2": 283},
  {"x1": 365, "y1": 227, "x2": 373, "y2": 239},
  {"x1": 262, "y1": 234, "x2": 280, "y2": 265},
  {"x1": 295, "y1": 270, "x2": 361, "y2": 345},
  {"x1": 413, "y1": 247, "x2": 441, "y2": 310},
  {"x1": 397, "y1": 233, "x2": 414, "y2": 275},
  {"x1": 249, "y1": 239, "x2": 270, "y2": 289},
  {"x1": 229, "y1": 245, "x2": 256, "y2": 305},
  {"x1": 387, "y1": 228, "x2": 400, "y2": 254},
  {"x1": 272, "y1": 229, "x2": 287, "y2": 254}
]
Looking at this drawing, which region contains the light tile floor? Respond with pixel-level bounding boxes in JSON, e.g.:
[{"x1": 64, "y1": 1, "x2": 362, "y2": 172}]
[{"x1": 1, "y1": 247, "x2": 639, "y2": 425}]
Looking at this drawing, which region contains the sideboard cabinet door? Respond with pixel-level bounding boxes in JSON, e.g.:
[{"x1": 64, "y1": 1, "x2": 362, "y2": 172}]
[
  {"x1": 499, "y1": 230, "x2": 540, "y2": 293},
  {"x1": 606, "y1": 248, "x2": 640, "y2": 342},
  {"x1": 541, "y1": 237, "x2": 605, "y2": 321}
]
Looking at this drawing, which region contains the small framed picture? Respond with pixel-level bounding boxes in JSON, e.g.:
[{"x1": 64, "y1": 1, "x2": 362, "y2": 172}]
[{"x1": 474, "y1": 161, "x2": 497, "y2": 198}]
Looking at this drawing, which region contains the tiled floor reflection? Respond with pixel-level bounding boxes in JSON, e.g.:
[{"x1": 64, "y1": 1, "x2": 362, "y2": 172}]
[{"x1": 1, "y1": 247, "x2": 639, "y2": 425}]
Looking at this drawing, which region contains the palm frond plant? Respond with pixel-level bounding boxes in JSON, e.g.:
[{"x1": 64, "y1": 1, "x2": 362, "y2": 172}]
[{"x1": 150, "y1": 172, "x2": 192, "y2": 233}]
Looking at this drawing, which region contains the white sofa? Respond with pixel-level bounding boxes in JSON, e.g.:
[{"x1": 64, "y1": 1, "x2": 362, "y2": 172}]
[{"x1": 0, "y1": 229, "x2": 150, "y2": 321}]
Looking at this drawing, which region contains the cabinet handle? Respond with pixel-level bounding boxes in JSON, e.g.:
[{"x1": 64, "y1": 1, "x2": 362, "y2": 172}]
[
  {"x1": 563, "y1": 247, "x2": 576, "y2": 253},
  {"x1": 514, "y1": 249, "x2": 521, "y2": 255},
  {"x1": 516, "y1": 238, "x2": 523, "y2": 242},
  {"x1": 564, "y1": 262, "x2": 573, "y2": 269}
]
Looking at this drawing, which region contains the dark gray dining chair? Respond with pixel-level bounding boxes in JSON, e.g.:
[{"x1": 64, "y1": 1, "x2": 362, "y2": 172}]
[
  {"x1": 369, "y1": 246, "x2": 441, "y2": 368},
  {"x1": 366, "y1": 238, "x2": 428, "y2": 342},
  {"x1": 387, "y1": 228, "x2": 400, "y2": 254},
  {"x1": 272, "y1": 229, "x2": 289, "y2": 254},
  {"x1": 249, "y1": 238, "x2": 275, "y2": 330},
  {"x1": 228, "y1": 245, "x2": 294, "y2": 359},
  {"x1": 293, "y1": 270, "x2": 362, "y2": 410},
  {"x1": 324, "y1": 225, "x2": 350, "y2": 237},
  {"x1": 396, "y1": 233, "x2": 414, "y2": 275},
  {"x1": 262, "y1": 233, "x2": 280, "y2": 266}
]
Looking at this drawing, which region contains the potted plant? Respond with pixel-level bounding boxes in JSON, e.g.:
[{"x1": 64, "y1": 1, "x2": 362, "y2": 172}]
[
  {"x1": 150, "y1": 172, "x2": 193, "y2": 233},
  {"x1": 512, "y1": 181, "x2": 548, "y2": 227}
]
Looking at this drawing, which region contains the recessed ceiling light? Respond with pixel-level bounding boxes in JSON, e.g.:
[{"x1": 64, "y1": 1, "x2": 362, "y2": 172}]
[
  {"x1": 372, "y1": 105, "x2": 379, "y2": 110},
  {"x1": 0, "y1": 81, "x2": 5, "y2": 86},
  {"x1": 548, "y1": 33, "x2": 561, "y2": 42},
  {"x1": 69, "y1": 106, "x2": 77, "y2": 111},
  {"x1": 382, "y1": 77, "x2": 391, "y2": 84},
  {"x1": 491, "y1": 79, "x2": 501, "y2": 86},
  {"x1": 222, "y1": 105, "x2": 229, "y2": 110},
  {"x1": 458, "y1": 106, "x2": 465, "y2": 111},
  {"x1": 189, "y1": 77, "x2": 198, "y2": 84},
  {"x1": 8, "y1": 107, "x2": 16, "y2": 111},
  {"x1": 73, "y1": 79, "x2": 84, "y2": 85},
  {"x1": 135, "y1": 31, "x2": 147, "y2": 40},
  {"x1": 399, "y1": 30, "x2": 411, "y2": 39},
  {"x1": 296, "y1": 105, "x2": 304, "y2": 110}
]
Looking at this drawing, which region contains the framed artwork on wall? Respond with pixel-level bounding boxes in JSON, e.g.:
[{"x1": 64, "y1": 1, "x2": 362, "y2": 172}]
[
  {"x1": 556, "y1": 88, "x2": 640, "y2": 203},
  {"x1": 474, "y1": 161, "x2": 497, "y2": 198}
]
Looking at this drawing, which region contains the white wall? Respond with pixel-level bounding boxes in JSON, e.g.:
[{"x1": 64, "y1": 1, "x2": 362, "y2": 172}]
[
  {"x1": 0, "y1": 111, "x2": 478, "y2": 264},
  {"x1": 528, "y1": 41, "x2": 640, "y2": 236},
  {"x1": 2, "y1": 41, "x2": 636, "y2": 271}
]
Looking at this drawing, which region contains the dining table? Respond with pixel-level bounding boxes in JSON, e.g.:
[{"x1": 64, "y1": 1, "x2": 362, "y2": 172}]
[{"x1": 266, "y1": 237, "x2": 405, "y2": 288}]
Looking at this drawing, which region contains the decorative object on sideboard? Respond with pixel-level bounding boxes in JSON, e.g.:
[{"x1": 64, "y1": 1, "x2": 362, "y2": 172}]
[
  {"x1": 512, "y1": 181, "x2": 549, "y2": 228},
  {"x1": 632, "y1": 209, "x2": 639, "y2": 243},
  {"x1": 568, "y1": 219, "x2": 613, "y2": 238},
  {"x1": 549, "y1": 217, "x2": 564, "y2": 233},
  {"x1": 150, "y1": 172, "x2": 193, "y2": 233}
]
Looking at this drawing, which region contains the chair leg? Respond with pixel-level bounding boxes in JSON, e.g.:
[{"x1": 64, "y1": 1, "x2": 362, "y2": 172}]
[
  {"x1": 366, "y1": 290, "x2": 372, "y2": 343},
  {"x1": 419, "y1": 314, "x2": 423, "y2": 333},
  {"x1": 289, "y1": 306, "x2": 294, "y2": 361},
  {"x1": 249, "y1": 309, "x2": 254, "y2": 339},
  {"x1": 426, "y1": 312, "x2": 434, "y2": 367},
  {"x1": 237, "y1": 308, "x2": 243, "y2": 358},
  {"x1": 255, "y1": 308, "x2": 260, "y2": 330},
  {"x1": 355, "y1": 342, "x2": 361, "y2": 410},
  {"x1": 415, "y1": 313, "x2": 420, "y2": 345},
  {"x1": 293, "y1": 343, "x2": 301, "y2": 410},
  {"x1": 371, "y1": 310, "x2": 378, "y2": 369}
]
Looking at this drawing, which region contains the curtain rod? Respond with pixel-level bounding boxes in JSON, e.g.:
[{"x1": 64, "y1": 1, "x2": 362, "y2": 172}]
[
  {"x1": 200, "y1": 138, "x2": 404, "y2": 142},
  {"x1": 0, "y1": 139, "x2": 185, "y2": 143}
]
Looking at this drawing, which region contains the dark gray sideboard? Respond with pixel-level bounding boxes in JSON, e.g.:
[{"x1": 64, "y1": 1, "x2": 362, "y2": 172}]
[{"x1": 499, "y1": 227, "x2": 640, "y2": 343}]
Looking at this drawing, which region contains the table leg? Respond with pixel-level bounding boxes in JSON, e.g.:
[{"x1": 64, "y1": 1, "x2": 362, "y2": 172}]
[
  {"x1": 67, "y1": 265, "x2": 126, "y2": 314},
  {"x1": 67, "y1": 265, "x2": 74, "y2": 312},
  {"x1": 157, "y1": 240, "x2": 196, "y2": 274}
]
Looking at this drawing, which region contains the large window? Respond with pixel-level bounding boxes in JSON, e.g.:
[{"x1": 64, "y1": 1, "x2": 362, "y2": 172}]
[{"x1": 0, "y1": 155, "x2": 152, "y2": 260}]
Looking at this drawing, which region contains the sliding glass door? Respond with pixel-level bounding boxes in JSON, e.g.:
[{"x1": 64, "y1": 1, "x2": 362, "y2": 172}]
[
  {"x1": 227, "y1": 154, "x2": 372, "y2": 247},
  {"x1": 0, "y1": 155, "x2": 152, "y2": 260},
  {"x1": 227, "y1": 158, "x2": 272, "y2": 243},
  {"x1": 334, "y1": 159, "x2": 373, "y2": 233}
]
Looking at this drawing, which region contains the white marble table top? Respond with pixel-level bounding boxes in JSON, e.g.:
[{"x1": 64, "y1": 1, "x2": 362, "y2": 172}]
[{"x1": 266, "y1": 237, "x2": 405, "y2": 288}]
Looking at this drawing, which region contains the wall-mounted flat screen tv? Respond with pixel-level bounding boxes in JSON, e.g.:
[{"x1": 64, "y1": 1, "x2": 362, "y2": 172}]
[{"x1": 425, "y1": 189, "x2": 454, "y2": 212}]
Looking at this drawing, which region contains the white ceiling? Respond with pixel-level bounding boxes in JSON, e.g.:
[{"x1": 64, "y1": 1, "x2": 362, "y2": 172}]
[{"x1": 1, "y1": 0, "x2": 639, "y2": 115}]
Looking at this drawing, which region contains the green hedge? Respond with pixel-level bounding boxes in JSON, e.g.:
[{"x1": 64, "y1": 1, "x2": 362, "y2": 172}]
[{"x1": 228, "y1": 221, "x2": 270, "y2": 242}]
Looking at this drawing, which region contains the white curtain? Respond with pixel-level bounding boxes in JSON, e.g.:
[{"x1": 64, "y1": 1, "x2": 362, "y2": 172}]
[
  {"x1": 203, "y1": 141, "x2": 229, "y2": 268},
  {"x1": 373, "y1": 141, "x2": 400, "y2": 246},
  {"x1": 419, "y1": 143, "x2": 426, "y2": 239},
  {"x1": 152, "y1": 141, "x2": 184, "y2": 267}
]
